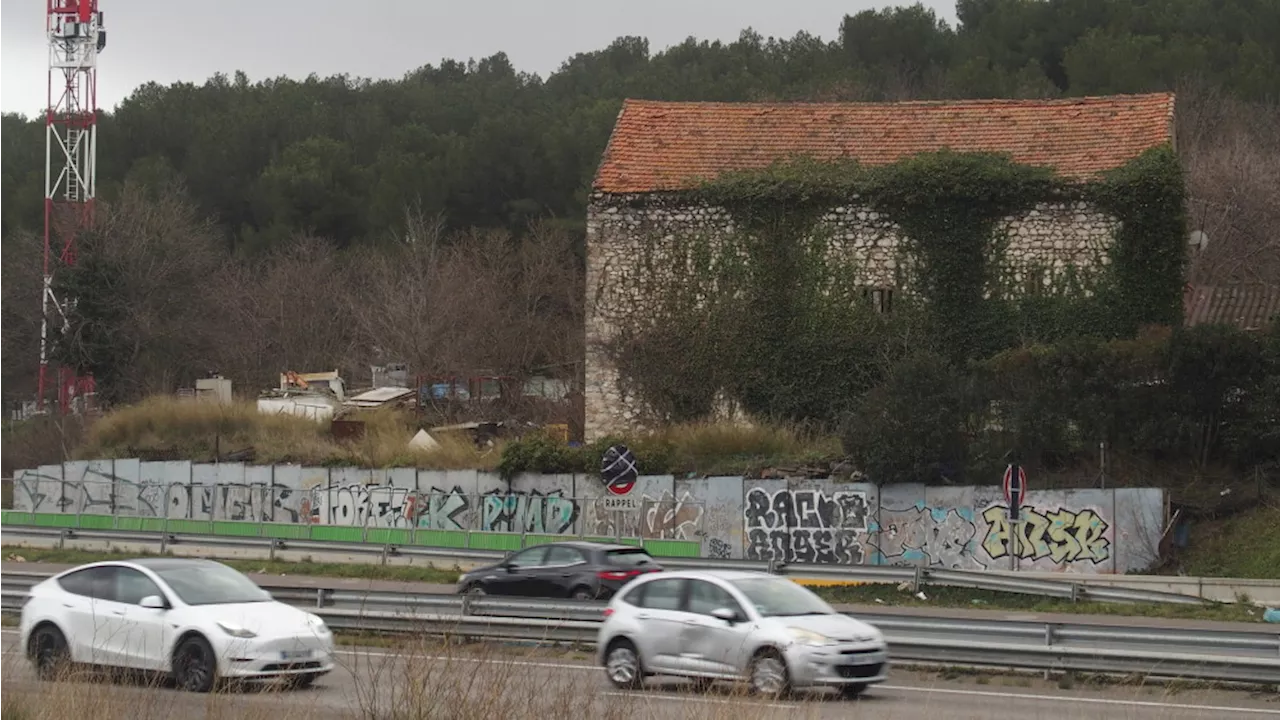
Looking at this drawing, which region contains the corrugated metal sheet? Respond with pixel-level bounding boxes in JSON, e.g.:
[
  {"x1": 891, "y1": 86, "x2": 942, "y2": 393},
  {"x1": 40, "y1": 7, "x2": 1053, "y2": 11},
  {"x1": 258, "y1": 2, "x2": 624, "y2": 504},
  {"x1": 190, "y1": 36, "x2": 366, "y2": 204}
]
[{"x1": 1184, "y1": 284, "x2": 1280, "y2": 331}]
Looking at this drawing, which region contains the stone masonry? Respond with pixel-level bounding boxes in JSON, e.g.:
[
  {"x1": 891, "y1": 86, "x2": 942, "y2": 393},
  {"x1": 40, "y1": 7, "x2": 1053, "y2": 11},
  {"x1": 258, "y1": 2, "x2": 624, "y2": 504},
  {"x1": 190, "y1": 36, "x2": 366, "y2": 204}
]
[{"x1": 585, "y1": 194, "x2": 1121, "y2": 440}]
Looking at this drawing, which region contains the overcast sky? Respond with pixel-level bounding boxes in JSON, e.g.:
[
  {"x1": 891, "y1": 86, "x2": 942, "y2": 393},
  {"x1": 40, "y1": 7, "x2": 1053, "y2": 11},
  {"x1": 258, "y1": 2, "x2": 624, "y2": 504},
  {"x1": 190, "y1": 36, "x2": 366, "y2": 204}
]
[{"x1": 2, "y1": 1, "x2": 957, "y2": 116}]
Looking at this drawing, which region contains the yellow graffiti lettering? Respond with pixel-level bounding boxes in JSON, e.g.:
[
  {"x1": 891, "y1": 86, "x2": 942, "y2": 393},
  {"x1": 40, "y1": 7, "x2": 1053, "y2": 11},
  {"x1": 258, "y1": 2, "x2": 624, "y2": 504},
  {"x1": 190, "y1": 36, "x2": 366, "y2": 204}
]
[
  {"x1": 981, "y1": 506, "x2": 1009, "y2": 559},
  {"x1": 982, "y1": 506, "x2": 1111, "y2": 565},
  {"x1": 1046, "y1": 508, "x2": 1082, "y2": 563}
]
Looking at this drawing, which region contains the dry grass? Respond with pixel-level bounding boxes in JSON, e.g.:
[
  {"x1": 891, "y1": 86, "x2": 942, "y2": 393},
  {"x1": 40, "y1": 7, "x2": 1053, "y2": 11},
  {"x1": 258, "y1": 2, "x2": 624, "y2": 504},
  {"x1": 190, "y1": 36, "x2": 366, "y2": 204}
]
[
  {"x1": 71, "y1": 396, "x2": 503, "y2": 469},
  {"x1": 64, "y1": 395, "x2": 838, "y2": 476},
  {"x1": 0, "y1": 623, "x2": 839, "y2": 720},
  {"x1": 637, "y1": 421, "x2": 844, "y2": 476},
  {"x1": 5, "y1": 619, "x2": 1274, "y2": 719}
]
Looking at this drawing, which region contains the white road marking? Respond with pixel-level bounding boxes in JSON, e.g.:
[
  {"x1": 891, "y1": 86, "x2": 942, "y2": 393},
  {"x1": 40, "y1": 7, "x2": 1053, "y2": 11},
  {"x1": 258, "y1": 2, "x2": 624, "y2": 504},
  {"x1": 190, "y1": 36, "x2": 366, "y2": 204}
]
[{"x1": 599, "y1": 691, "x2": 797, "y2": 709}]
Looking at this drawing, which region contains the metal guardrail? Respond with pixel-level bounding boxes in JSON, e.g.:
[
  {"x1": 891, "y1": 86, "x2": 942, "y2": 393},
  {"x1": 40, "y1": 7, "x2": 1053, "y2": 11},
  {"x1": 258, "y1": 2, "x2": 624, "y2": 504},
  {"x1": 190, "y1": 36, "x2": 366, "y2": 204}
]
[
  {"x1": 1, "y1": 523, "x2": 1213, "y2": 606},
  {"x1": 3, "y1": 571, "x2": 1277, "y2": 685}
]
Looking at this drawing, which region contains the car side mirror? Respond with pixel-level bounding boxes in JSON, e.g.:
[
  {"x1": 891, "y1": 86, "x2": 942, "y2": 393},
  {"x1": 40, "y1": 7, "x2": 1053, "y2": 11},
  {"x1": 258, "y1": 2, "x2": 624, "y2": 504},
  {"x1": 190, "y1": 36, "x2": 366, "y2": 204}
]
[
  {"x1": 710, "y1": 607, "x2": 739, "y2": 624},
  {"x1": 139, "y1": 595, "x2": 166, "y2": 610},
  {"x1": 502, "y1": 562, "x2": 515, "y2": 572}
]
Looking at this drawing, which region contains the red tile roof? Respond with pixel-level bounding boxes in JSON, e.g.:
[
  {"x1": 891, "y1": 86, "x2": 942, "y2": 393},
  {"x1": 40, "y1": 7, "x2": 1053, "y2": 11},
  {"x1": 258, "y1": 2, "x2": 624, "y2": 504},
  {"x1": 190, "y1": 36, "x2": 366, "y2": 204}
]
[
  {"x1": 593, "y1": 93, "x2": 1176, "y2": 193},
  {"x1": 1184, "y1": 284, "x2": 1280, "y2": 331}
]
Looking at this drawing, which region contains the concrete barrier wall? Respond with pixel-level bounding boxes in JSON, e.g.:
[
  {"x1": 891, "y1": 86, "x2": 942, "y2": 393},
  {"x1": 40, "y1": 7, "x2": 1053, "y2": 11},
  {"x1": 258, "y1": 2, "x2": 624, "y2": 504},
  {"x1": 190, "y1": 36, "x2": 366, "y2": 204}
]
[{"x1": 12, "y1": 461, "x2": 1166, "y2": 573}]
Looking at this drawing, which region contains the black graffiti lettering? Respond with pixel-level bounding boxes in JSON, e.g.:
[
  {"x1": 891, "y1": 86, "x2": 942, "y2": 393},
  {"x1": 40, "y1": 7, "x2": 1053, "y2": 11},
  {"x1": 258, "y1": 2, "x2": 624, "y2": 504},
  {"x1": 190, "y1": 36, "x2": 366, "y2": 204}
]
[
  {"x1": 744, "y1": 488, "x2": 869, "y2": 564},
  {"x1": 771, "y1": 491, "x2": 795, "y2": 529},
  {"x1": 707, "y1": 538, "x2": 732, "y2": 559},
  {"x1": 744, "y1": 489, "x2": 774, "y2": 528}
]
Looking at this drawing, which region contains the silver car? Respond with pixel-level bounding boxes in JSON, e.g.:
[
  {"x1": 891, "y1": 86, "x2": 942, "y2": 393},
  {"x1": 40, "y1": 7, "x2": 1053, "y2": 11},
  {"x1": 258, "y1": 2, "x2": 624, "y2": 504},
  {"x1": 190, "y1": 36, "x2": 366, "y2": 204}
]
[{"x1": 596, "y1": 570, "x2": 888, "y2": 698}]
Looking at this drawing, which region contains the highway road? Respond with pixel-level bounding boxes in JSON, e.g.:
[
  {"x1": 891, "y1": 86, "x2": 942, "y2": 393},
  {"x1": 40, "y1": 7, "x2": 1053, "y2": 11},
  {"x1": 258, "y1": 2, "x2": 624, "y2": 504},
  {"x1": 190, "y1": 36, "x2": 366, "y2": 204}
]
[{"x1": 2, "y1": 630, "x2": 1276, "y2": 720}]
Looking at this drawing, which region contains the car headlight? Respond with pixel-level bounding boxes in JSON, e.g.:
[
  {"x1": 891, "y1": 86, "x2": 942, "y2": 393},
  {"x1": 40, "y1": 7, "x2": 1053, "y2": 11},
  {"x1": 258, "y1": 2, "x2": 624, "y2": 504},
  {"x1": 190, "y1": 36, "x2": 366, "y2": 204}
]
[
  {"x1": 307, "y1": 613, "x2": 330, "y2": 634},
  {"x1": 216, "y1": 622, "x2": 258, "y2": 639},
  {"x1": 787, "y1": 627, "x2": 835, "y2": 646}
]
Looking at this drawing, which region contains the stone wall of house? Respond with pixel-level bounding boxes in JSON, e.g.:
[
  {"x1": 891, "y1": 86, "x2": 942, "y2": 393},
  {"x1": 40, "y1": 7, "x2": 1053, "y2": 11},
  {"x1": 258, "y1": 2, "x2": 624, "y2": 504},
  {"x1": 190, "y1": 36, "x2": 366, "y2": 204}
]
[{"x1": 584, "y1": 192, "x2": 1120, "y2": 440}]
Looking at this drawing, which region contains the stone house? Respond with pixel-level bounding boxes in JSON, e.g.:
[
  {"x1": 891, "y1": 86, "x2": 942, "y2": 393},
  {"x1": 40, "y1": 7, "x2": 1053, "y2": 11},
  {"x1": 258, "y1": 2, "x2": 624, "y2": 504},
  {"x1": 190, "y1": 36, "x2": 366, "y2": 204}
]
[{"x1": 583, "y1": 93, "x2": 1178, "y2": 440}]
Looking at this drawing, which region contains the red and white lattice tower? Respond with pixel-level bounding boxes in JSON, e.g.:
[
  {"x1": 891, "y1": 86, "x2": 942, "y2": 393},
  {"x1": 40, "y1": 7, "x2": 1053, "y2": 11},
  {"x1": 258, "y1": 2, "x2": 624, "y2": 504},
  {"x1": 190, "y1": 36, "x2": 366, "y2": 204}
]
[{"x1": 39, "y1": 0, "x2": 105, "y2": 414}]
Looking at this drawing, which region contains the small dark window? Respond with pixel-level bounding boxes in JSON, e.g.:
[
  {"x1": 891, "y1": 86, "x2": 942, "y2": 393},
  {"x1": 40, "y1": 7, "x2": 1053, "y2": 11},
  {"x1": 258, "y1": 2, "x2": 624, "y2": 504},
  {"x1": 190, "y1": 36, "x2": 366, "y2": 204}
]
[{"x1": 862, "y1": 287, "x2": 893, "y2": 313}]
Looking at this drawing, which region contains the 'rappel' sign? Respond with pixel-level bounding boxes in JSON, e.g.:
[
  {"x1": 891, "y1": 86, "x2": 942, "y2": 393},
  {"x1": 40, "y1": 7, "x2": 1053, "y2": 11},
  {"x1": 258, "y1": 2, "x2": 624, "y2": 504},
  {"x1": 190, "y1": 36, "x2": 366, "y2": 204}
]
[{"x1": 1003, "y1": 463, "x2": 1028, "y2": 517}]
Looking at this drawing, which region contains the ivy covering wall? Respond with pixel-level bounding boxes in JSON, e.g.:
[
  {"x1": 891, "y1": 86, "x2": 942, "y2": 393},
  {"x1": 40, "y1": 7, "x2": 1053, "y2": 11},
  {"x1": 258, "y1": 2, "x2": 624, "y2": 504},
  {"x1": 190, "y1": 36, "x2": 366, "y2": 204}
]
[{"x1": 587, "y1": 146, "x2": 1277, "y2": 484}]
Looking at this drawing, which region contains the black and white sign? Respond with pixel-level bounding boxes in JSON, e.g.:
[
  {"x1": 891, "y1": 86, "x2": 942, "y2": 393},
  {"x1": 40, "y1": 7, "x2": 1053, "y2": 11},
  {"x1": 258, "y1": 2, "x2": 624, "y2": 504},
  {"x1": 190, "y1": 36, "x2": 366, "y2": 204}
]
[{"x1": 1003, "y1": 463, "x2": 1028, "y2": 518}]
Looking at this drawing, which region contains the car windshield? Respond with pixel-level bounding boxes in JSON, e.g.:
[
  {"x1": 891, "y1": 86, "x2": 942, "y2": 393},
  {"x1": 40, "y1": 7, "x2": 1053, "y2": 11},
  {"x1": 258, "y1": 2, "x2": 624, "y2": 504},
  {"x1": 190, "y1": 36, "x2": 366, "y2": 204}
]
[
  {"x1": 606, "y1": 549, "x2": 656, "y2": 567},
  {"x1": 155, "y1": 563, "x2": 272, "y2": 606},
  {"x1": 729, "y1": 577, "x2": 835, "y2": 617}
]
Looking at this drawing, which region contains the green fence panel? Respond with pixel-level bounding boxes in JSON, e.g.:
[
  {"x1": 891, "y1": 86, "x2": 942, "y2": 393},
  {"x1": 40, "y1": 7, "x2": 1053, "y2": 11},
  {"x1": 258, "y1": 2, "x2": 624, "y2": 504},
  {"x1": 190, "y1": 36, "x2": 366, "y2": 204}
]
[
  {"x1": 523, "y1": 534, "x2": 572, "y2": 547},
  {"x1": 76, "y1": 514, "x2": 116, "y2": 530},
  {"x1": 211, "y1": 521, "x2": 260, "y2": 537},
  {"x1": 166, "y1": 519, "x2": 213, "y2": 535},
  {"x1": 113, "y1": 517, "x2": 142, "y2": 531},
  {"x1": 412, "y1": 530, "x2": 469, "y2": 548},
  {"x1": 364, "y1": 528, "x2": 411, "y2": 545},
  {"x1": 467, "y1": 532, "x2": 522, "y2": 552},
  {"x1": 261, "y1": 523, "x2": 311, "y2": 540},
  {"x1": 138, "y1": 518, "x2": 167, "y2": 533},
  {"x1": 35, "y1": 514, "x2": 78, "y2": 528},
  {"x1": 643, "y1": 539, "x2": 701, "y2": 558},
  {"x1": 309, "y1": 526, "x2": 365, "y2": 543},
  {"x1": 0, "y1": 511, "x2": 34, "y2": 525}
]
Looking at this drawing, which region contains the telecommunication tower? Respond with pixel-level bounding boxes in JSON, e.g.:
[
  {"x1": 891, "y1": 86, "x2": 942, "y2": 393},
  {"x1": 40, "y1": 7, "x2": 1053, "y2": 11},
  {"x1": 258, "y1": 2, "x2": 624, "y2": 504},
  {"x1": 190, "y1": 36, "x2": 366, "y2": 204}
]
[{"x1": 39, "y1": 0, "x2": 106, "y2": 414}]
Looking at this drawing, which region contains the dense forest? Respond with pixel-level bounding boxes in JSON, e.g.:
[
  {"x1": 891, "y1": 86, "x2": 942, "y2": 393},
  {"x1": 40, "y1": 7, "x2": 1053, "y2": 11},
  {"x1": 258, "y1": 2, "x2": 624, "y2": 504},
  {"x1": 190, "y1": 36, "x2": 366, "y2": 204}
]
[{"x1": 1, "y1": 0, "x2": 1278, "y2": 439}]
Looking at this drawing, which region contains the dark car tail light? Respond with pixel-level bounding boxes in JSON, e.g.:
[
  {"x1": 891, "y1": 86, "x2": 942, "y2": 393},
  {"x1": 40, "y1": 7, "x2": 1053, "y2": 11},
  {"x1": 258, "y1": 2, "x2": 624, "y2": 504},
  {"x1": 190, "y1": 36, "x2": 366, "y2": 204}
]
[{"x1": 597, "y1": 570, "x2": 642, "y2": 581}]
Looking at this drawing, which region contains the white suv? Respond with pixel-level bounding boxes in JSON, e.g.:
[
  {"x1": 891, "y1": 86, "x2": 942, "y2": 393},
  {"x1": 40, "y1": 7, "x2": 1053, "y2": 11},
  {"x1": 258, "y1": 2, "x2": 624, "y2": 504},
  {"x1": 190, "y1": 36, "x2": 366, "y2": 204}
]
[{"x1": 596, "y1": 569, "x2": 888, "y2": 699}]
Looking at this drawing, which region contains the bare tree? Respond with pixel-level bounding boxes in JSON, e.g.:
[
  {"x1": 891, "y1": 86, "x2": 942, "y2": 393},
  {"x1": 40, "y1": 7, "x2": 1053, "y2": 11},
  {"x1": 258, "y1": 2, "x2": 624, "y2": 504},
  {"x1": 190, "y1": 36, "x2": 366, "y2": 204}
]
[
  {"x1": 53, "y1": 182, "x2": 225, "y2": 402},
  {"x1": 1177, "y1": 78, "x2": 1280, "y2": 286},
  {"x1": 206, "y1": 234, "x2": 367, "y2": 392}
]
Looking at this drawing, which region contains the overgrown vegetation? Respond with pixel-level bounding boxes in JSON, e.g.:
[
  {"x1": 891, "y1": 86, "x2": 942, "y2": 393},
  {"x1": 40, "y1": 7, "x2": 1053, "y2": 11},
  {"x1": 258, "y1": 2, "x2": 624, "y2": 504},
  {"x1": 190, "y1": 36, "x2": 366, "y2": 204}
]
[
  {"x1": 71, "y1": 396, "x2": 505, "y2": 469},
  {"x1": 497, "y1": 423, "x2": 844, "y2": 478},
  {"x1": 599, "y1": 146, "x2": 1277, "y2": 486}
]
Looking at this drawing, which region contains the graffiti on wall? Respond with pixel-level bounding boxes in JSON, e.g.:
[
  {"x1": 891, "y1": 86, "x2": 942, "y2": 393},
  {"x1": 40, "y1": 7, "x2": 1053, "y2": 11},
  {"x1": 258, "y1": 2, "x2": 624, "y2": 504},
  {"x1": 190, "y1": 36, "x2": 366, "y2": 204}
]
[
  {"x1": 872, "y1": 505, "x2": 985, "y2": 570},
  {"x1": 479, "y1": 489, "x2": 578, "y2": 534},
  {"x1": 706, "y1": 538, "x2": 732, "y2": 559},
  {"x1": 306, "y1": 483, "x2": 417, "y2": 528},
  {"x1": 415, "y1": 486, "x2": 469, "y2": 530},
  {"x1": 639, "y1": 490, "x2": 703, "y2": 540},
  {"x1": 744, "y1": 487, "x2": 868, "y2": 564},
  {"x1": 981, "y1": 505, "x2": 1111, "y2": 564},
  {"x1": 12, "y1": 461, "x2": 1161, "y2": 574}
]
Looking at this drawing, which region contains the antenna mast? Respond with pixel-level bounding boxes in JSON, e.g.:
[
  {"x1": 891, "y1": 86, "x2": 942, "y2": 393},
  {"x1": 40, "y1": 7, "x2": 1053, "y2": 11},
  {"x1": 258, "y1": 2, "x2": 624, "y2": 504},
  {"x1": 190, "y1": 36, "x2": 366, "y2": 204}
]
[{"x1": 39, "y1": 0, "x2": 105, "y2": 415}]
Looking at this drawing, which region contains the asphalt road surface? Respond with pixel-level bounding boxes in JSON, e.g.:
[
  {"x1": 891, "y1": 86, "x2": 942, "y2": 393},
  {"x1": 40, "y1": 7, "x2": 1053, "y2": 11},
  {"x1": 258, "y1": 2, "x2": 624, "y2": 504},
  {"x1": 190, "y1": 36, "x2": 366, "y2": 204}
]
[{"x1": 2, "y1": 630, "x2": 1277, "y2": 720}]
